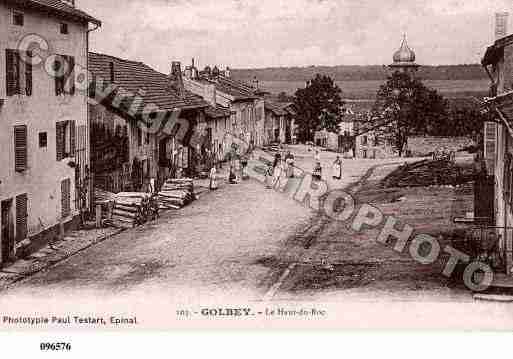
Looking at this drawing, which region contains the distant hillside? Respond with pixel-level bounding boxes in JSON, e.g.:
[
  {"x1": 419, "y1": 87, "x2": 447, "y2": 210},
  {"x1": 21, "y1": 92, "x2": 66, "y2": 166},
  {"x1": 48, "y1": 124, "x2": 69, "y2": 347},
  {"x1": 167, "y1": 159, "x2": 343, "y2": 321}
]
[{"x1": 231, "y1": 64, "x2": 487, "y2": 82}]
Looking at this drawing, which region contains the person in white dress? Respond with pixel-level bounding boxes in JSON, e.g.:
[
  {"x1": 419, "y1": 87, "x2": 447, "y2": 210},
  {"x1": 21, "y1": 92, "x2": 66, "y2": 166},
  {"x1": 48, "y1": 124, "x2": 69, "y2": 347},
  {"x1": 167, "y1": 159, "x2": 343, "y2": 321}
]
[
  {"x1": 209, "y1": 166, "x2": 218, "y2": 190},
  {"x1": 332, "y1": 156, "x2": 342, "y2": 180}
]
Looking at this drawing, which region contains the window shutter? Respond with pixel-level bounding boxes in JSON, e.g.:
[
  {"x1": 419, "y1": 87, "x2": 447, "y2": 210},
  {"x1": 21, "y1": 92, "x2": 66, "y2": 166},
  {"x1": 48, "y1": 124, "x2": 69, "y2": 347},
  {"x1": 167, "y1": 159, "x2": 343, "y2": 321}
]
[
  {"x1": 484, "y1": 121, "x2": 497, "y2": 176},
  {"x1": 68, "y1": 56, "x2": 75, "y2": 95},
  {"x1": 6, "y1": 49, "x2": 20, "y2": 96},
  {"x1": 25, "y1": 50, "x2": 32, "y2": 96},
  {"x1": 14, "y1": 125, "x2": 27, "y2": 172},
  {"x1": 56, "y1": 121, "x2": 65, "y2": 161},
  {"x1": 69, "y1": 120, "x2": 76, "y2": 156},
  {"x1": 15, "y1": 193, "x2": 28, "y2": 243},
  {"x1": 61, "y1": 178, "x2": 71, "y2": 218}
]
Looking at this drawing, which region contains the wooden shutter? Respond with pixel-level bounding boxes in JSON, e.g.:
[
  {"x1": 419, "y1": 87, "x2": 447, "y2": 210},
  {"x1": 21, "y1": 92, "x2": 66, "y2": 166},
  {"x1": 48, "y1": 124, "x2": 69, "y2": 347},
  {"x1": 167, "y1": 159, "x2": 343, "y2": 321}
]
[
  {"x1": 6, "y1": 49, "x2": 20, "y2": 96},
  {"x1": 67, "y1": 56, "x2": 75, "y2": 95},
  {"x1": 61, "y1": 178, "x2": 71, "y2": 218},
  {"x1": 14, "y1": 125, "x2": 27, "y2": 172},
  {"x1": 15, "y1": 193, "x2": 28, "y2": 243},
  {"x1": 69, "y1": 120, "x2": 76, "y2": 156},
  {"x1": 484, "y1": 121, "x2": 497, "y2": 176},
  {"x1": 56, "y1": 121, "x2": 65, "y2": 161},
  {"x1": 25, "y1": 50, "x2": 32, "y2": 96}
]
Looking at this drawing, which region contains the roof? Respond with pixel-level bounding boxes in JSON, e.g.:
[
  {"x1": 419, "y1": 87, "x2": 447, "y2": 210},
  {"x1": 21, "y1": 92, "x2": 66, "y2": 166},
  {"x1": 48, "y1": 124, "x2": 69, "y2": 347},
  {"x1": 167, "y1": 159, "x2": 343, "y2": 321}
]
[
  {"x1": 199, "y1": 75, "x2": 260, "y2": 101},
  {"x1": 88, "y1": 52, "x2": 208, "y2": 118},
  {"x1": 481, "y1": 34, "x2": 513, "y2": 66},
  {"x1": 484, "y1": 91, "x2": 513, "y2": 133},
  {"x1": 11, "y1": 0, "x2": 101, "y2": 25},
  {"x1": 205, "y1": 105, "x2": 232, "y2": 119},
  {"x1": 264, "y1": 101, "x2": 288, "y2": 116}
]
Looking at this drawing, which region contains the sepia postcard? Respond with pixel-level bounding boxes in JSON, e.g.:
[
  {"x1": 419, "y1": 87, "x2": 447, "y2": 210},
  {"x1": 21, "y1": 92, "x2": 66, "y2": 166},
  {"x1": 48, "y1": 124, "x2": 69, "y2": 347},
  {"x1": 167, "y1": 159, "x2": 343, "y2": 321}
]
[{"x1": 1, "y1": 0, "x2": 513, "y2": 336}]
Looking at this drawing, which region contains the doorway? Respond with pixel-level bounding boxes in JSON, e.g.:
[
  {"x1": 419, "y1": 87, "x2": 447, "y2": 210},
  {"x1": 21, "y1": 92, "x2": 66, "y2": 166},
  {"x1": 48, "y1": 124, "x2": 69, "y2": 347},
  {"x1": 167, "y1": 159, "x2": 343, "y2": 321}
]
[{"x1": 1, "y1": 199, "x2": 14, "y2": 264}]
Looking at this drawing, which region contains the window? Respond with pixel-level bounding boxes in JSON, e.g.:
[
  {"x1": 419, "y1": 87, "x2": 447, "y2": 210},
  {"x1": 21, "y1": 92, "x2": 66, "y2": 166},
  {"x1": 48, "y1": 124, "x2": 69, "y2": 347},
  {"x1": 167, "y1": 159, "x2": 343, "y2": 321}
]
[
  {"x1": 56, "y1": 120, "x2": 75, "y2": 161},
  {"x1": 14, "y1": 125, "x2": 27, "y2": 172},
  {"x1": 54, "y1": 55, "x2": 75, "y2": 96},
  {"x1": 61, "y1": 178, "x2": 71, "y2": 218},
  {"x1": 6, "y1": 49, "x2": 32, "y2": 96},
  {"x1": 145, "y1": 124, "x2": 150, "y2": 145},
  {"x1": 13, "y1": 11, "x2": 24, "y2": 26},
  {"x1": 15, "y1": 193, "x2": 28, "y2": 243},
  {"x1": 38, "y1": 132, "x2": 47, "y2": 148},
  {"x1": 362, "y1": 135, "x2": 368, "y2": 146},
  {"x1": 60, "y1": 23, "x2": 69, "y2": 34}
]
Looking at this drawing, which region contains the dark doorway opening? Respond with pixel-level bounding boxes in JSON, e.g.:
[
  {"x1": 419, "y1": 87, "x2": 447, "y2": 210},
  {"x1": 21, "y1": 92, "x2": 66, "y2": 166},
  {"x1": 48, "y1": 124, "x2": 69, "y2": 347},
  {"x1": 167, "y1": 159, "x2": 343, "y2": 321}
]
[{"x1": 1, "y1": 199, "x2": 14, "y2": 264}]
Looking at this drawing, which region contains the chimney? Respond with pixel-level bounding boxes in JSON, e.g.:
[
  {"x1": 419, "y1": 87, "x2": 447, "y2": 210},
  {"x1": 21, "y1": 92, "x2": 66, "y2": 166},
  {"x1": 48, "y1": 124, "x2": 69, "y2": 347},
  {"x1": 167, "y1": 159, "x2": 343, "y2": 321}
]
[
  {"x1": 63, "y1": 0, "x2": 75, "y2": 7},
  {"x1": 171, "y1": 61, "x2": 184, "y2": 97},
  {"x1": 225, "y1": 66, "x2": 231, "y2": 78},
  {"x1": 495, "y1": 12, "x2": 509, "y2": 40}
]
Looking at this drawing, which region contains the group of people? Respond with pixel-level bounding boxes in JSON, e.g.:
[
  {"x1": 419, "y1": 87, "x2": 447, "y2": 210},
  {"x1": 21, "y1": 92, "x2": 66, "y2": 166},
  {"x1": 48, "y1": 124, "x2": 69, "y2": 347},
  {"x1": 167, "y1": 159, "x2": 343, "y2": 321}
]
[
  {"x1": 265, "y1": 151, "x2": 296, "y2": 189},
  {"x1": 208, "y1": 155, "x2": 250, "y2": 190},
  {"x1": 209, "y1": 146, "x2": 344, "y2": 192},
  {"x1": 313, "y1": 149, "x2": 343, "y2": 181}
]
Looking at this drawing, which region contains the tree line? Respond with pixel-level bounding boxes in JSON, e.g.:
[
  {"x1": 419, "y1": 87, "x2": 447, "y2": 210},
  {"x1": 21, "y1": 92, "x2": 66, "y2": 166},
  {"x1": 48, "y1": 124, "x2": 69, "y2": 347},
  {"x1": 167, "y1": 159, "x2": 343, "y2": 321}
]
[
  {"x1": 233, "y1": 64, "x2": 487, "y2": 82},
  {"x1": 292, "y1": 73, "x2": 488, "y2": 153}
]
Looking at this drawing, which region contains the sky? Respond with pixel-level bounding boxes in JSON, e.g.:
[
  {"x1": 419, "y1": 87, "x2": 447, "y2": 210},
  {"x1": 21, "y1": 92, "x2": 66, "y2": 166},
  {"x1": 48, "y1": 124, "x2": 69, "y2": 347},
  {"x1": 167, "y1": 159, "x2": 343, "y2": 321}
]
[{"x1": 80, "y1": 0, "x2": 512, "y2": 72}]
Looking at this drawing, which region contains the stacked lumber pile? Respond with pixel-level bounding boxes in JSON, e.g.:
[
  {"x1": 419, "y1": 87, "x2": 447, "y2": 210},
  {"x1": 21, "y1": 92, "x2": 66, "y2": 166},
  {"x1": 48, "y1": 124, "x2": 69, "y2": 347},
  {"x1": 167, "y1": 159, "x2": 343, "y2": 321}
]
[
  {"x1": 110, "y1": 192, "x2": 154, "y2": 228},
  {"x1": 381, "y1": 160, "x2": 475, "y2": 188},
  {"x1": 157, "y1": 178, "x2": 195, "y2": 210}
]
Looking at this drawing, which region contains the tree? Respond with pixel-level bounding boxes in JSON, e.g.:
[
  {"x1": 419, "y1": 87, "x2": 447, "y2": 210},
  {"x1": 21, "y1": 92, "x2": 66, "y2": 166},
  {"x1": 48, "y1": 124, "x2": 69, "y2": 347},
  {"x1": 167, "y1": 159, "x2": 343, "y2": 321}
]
[
  {"x1": 293, "y1": 74, "x2": 344, "y2": 142},
  {"x1": 367, "y1": 72, "x2": 449, "y2": 156},
  {"x1": 277, "y1": 91, "x2": 293, "y2": 102}
]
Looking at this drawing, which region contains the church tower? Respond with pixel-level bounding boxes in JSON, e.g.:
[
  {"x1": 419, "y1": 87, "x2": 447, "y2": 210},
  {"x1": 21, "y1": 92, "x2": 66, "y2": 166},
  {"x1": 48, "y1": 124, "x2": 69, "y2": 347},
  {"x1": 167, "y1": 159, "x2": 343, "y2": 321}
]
[{"x1": 389, "y1": 35, "x2": 420, "y2": 75}]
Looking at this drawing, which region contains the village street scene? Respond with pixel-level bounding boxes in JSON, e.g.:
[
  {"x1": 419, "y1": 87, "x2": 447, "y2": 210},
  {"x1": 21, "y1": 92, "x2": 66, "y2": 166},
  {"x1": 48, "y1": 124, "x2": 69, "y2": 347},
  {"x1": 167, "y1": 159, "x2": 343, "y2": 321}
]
[{"x1": 2, "y1": 0, "x2": 513, "y2": 329}]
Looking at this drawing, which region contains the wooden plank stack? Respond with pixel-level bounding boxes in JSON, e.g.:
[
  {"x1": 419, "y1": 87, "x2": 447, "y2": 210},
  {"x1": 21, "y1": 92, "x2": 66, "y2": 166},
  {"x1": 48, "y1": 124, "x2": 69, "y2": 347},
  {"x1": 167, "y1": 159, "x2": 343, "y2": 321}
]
[
  {"x1": 110, "y1": 192, "x2": 153, "y2": 228},
  {"x1": 157, "y1": 178, "x2": 195, "y2": 210}
]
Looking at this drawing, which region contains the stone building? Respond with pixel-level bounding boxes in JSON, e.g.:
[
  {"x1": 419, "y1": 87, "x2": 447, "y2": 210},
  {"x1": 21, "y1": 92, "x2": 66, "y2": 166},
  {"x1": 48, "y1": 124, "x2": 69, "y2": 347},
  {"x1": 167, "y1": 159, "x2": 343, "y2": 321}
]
[
  {"x1": 183, "y1": 61, "x2": 266, "y2": 155},
  {"x1": 88, "y1": 53, "x2": 208, "y2": 193},
  {"x1": 0, "y1": 0, "x2": 100, "y2": 264},
  {"x1": 481, "y1": 31, "x2": 513, "y2": 276},
  {"x1": 264, "y1": 101, "x2": 295, "y2": 144}
]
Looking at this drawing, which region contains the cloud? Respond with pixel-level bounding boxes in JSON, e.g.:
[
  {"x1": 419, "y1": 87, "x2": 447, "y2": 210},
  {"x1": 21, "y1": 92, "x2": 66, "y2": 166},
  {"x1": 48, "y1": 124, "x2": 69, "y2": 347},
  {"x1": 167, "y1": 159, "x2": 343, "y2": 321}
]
[{"x1": 79, "y1": 0, "x2": 505, "y2": 70}]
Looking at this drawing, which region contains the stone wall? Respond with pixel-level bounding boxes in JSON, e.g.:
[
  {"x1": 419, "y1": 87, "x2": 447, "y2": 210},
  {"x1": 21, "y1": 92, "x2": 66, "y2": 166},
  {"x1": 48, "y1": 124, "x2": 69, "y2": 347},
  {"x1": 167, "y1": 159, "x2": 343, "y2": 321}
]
[{"x1": 406, "y1": 136, "x2": 475, "y2": 157}]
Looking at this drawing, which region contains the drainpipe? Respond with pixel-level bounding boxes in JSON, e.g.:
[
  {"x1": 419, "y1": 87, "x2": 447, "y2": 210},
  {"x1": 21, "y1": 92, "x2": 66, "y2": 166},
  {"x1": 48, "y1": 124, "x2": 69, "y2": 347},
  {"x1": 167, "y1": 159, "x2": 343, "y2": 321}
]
[{"x1": 86, "y1": 22, "x2": 101, "y2": 216}]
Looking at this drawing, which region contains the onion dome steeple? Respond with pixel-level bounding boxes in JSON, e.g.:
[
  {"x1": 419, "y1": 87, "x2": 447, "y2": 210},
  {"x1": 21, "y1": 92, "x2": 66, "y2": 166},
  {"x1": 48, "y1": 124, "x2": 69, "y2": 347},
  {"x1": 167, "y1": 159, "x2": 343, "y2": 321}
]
[{"x1": 389, "y1": 34, "x2": 420, "y2": 73}]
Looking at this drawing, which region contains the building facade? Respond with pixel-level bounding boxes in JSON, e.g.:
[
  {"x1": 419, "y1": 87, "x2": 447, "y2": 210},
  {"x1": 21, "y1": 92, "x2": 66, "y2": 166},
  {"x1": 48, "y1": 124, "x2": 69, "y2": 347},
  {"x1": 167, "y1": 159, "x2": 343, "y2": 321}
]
[
  {"x1": 88, "y1": 53, "x2": 208, "y2": 193},
  {"x1": 264, "y1": 101, "x2": 295, "y2": 144},
  {"x1": 183, "y1": 63, "x2": 266, "y2": 155},
  {"x1": 0, "y1": 0, "x2": 100, "y2": 264},
  {"x1": 481, "y1": 33, "x2": 513, "y2": 275}
]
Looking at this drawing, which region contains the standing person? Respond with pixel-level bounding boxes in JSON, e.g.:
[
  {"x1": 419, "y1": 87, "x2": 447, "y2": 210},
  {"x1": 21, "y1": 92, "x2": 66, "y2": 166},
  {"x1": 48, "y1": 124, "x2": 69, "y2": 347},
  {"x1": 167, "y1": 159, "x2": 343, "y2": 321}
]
[
  {"x1": 265, "y1": 163, "x2": 274, "y2": 189},
  {"x1": 228, "y1": 165, "x2": 237, "y2": 184},
  {"x1": 313, "y1": 161, "x2": 322, "y2": 181},
  {"x1": 241, "y1": 156, "x2": 249, "y2": 180},
  {"x1": 285, "y1": 151, "x2": 295, "y2": 178},
  {"x1": 272, "y1": 158, "x2": 284, "y2": 188},
  {"x1": 209, "y1": 166, "x2": 218, "y2": 190},
  {"x1": 332, "y1": 156, "x2": 342, "y2": 180},
  {"x1": 273, "y1": 152, "x2": 281, "y2": 169},
  {"x1": 314, "y1": 149, "x2": 321, "y2": 163}
]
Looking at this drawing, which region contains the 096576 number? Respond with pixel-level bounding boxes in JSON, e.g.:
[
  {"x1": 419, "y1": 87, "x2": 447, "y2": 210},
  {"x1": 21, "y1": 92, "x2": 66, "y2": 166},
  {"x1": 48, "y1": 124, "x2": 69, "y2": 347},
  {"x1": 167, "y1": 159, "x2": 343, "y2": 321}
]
[{"x1": 40, "y1": 342, "x2": 71, "y2": 351}]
